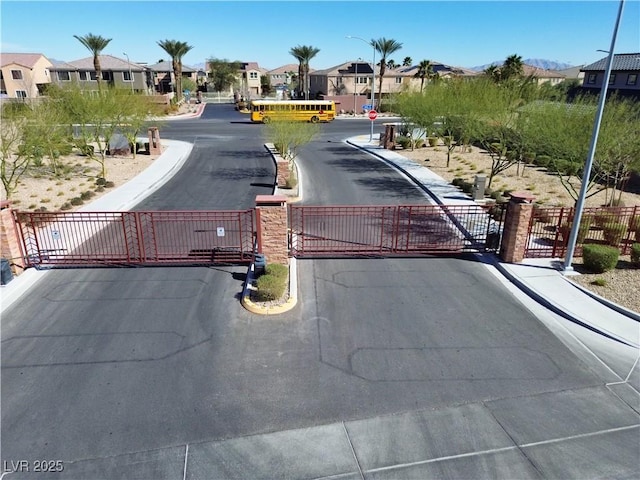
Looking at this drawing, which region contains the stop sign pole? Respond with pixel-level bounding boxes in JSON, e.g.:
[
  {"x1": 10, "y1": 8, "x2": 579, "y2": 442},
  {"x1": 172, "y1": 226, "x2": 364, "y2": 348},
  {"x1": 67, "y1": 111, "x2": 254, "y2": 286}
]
[{"x1": 368, "y1": 109, "x2": 377, "y2": 142}]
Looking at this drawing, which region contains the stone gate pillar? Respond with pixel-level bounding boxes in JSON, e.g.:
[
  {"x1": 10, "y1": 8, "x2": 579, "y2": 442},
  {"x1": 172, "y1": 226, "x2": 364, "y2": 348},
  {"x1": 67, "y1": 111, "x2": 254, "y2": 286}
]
[
  {"x1": 255, "y1": 195, "x2": 289, "y2": 265},
  {"x1": 0, "y1": 201, "x2": 24, "y2": 274},
  {"x1": 148, "y1": 127, "x2": 161, "y2": 155},
  {"x1": 500, "y1": 192, "x2": 536, "y2": 263}
]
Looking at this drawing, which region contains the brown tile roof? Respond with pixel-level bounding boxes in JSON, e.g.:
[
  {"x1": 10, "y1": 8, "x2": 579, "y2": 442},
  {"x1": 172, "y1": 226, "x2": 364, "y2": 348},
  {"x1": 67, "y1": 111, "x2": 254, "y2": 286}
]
[
  {"x1": 0, "y1": 53, "x2": 50, "y2": 68},
  {"x1": 523, "y1": 64, "x2": 566, "y2": 78},
  {"x1": 67, "y1": 55, "x2": 146, "y2": 71},
  {"x1": 267, "y1": 63, "x2": 300, "y2": 74}
]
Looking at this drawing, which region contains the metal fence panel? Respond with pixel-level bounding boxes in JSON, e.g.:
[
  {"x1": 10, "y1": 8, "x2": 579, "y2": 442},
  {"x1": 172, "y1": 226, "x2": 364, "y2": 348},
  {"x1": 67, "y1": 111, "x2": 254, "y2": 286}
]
[
  {"x1": 15, "y1": 210, "x2": 256, "y2": 268},
  {"x1": 526, "y1": 205, "x2": 640, "y2": 258}
]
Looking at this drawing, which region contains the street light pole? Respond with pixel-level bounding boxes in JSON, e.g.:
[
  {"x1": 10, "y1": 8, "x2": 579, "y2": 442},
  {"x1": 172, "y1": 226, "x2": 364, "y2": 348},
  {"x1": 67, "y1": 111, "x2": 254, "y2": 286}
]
[
  {"x1": 353, "y1": 58, "x2": 362, "y2": 114},
  {"x1": 346, "y1": 35, "x2": 376, "y2": 142},
  {"x1": 563, "y1": 0, "x2": 625, "y2": 272},
  {"x1": 123, "y1": 52, "x2": 134, "y2": 92}
]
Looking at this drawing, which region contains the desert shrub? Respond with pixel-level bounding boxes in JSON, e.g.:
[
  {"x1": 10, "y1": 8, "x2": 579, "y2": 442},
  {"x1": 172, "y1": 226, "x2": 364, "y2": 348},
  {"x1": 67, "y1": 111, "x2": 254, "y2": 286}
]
[
  {"x1": 254, "y1": 263, "x2": 288, "y2": 302},
  {"x1": 104, "y1": 181, "x2": 115, "y2": 188},
  {"x1": 582, "y1": 244, "x2": 619, "y2": 273},
  {"x1": 395, "y1": 136, "x2": 411, "y2": 149},
  {"x1": 559, "y1": 215, "x2": 592, "y2": 244},
  {"x1": 534, "y1": 155, "x2": 552, "y2": 168},
  {"x1": 95, "y1": 177, "x2": 107, "y2": 186},
  {"x1": 70, "y1": 197, "x2": 84, "y2": 206},
  {"x1": 427, "y1": 137, "x2": 438, "y2": 147},
  {"x1": 631, "y1": 243, "x2": 640, "y2": 266},
  {"x1": 414, "y1": 138, "x2": 425, "y2": 148},
  {"x1": 602, "y1": 221, "x2": 627, "y2": 246},
  {"x1": 591, "y1": 278, "x2": 607, "y2": 287},
  {"x1": 80, "y1": 191, "x2": 95, "y2": 200},
  {"x1": 451, "y1": 177, "x2": 464, "y2": 187}
]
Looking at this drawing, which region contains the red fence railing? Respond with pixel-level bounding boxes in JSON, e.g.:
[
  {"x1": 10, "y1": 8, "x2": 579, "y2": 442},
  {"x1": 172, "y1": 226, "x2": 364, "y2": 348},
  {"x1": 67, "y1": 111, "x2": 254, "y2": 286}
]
[
  {"x1": 15, "y1": 210, "x2": 256, "y2": 267},
  {"x1": 289, "y1": 204, "x2": 503, "y2": 257},
  {"x1": 525, "y1": 205, "x2": 640, "y2": 258}
]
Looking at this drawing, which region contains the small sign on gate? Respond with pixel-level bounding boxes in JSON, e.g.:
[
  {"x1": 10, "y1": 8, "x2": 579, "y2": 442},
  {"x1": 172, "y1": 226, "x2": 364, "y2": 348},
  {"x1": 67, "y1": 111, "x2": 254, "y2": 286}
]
[
  {"x1": 51, "y1": 229, "x2": 61, "y2": 241},
  {"x1": 216, "y1": 227, "x2": 225, "y2": 237}
]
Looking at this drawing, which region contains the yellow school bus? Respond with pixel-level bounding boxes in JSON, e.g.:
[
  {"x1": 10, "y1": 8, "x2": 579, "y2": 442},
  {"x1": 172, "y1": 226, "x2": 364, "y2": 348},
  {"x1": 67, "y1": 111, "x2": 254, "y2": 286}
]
[{"x1": 249, "y1": 100, "x2": 336, "y2": 123}]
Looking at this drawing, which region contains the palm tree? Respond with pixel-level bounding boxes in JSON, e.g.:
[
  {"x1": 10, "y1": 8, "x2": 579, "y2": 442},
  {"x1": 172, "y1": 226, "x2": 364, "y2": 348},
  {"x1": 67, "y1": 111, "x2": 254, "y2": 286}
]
[
  {"x1": 371, "y1": 37, "x2": 403, "y2": 109},
  {"x1": 157, "y1": 39, "x2": 194, "y2": 103},
  {"x1": 402, "y1": 56, "x2": 413, "y2": 67},
  {"x1": 414, "y1": 59, "x2": 434, "y2": 92},
  {"x1": 289, "y1": 45, "x2": 320, "y2": 100},
  {"x1": 386, "y1": 59, "x2": 398, "y2": 70},
  {"x1": 502, "y1": 54, "x2": 524, "y2": 81},
  {"x1": 73, "y1": 33, "x2": 112, "y2": 91}
]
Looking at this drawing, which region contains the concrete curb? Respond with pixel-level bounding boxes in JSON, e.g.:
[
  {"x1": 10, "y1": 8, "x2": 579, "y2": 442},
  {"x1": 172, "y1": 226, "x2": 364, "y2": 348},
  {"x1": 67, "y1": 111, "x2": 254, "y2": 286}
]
[{"x1": 241, "y1": 258, "x2": 298, "y2": 315}]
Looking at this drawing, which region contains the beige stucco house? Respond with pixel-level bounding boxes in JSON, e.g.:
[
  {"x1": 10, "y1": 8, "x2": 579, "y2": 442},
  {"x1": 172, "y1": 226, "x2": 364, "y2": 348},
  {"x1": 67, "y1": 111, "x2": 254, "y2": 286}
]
[
  {"x1": 48, "y1": 55, "x2": 150, "y2": 92},
  {"x1": 0, "y1": 53, "x2": 53, "y2": 99}
]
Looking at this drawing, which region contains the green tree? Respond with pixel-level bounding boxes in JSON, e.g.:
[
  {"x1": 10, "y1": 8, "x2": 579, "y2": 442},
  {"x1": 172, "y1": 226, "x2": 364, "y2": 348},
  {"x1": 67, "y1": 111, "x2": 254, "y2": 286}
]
[
  {"x1": 0, "y1": 113, "x2": 31, "y2": 199},
  {"x1": 502, "y1": 54, "x2": 524, "y2": 81},
  {"x1": 157, "y1": 39, "x2": 194, "y2": 103},
  {"x1": 73, "y1": 33, "x2": 112, "y2": 92},
  {"x1": 263, "y1": 120, "x2": 319, "y2": 164},
  {"x1": 261, "y1": 75, "x2": 272, "y2": 96},
  {"x1": 414, "y1": 60, "x2": 434, "y2": 93},
  {"x1": 372, "y1": 37, "x2": 403, "y2": 109},
  {"x1": 289, "y1": 45, "x2": 320, "y2": 100},
  {"x1": 207, "y1": 58, "x2": 242, "y2": 94},
  {"x1": 402, "y1": 56, "x2": 413, "y2": 67},
  {"x1": 596, "y1": 97, "x2": 640, "y2": 205}
]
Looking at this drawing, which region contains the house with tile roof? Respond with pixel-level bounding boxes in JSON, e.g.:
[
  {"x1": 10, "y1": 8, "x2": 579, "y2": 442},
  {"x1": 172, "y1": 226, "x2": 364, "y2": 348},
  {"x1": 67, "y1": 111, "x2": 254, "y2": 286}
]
[
  {"x1": 521, "y1": 65, "x2": 566, "y2": 86},
  {"x1": 49, "y1": 54, "x2": 151, "y2": 92},
  {"x1": 0, "y1": 53, "x2": 53, "y2": 99},
  {"x1": 204, "y1": 60, "x2": 267, "y2": 98},
  {"x1": 146, "y1": 59, "x2": 198, "y2": 94},
  {"x1": 581, "y1": 53, "x2": 640, "y2": 96}
]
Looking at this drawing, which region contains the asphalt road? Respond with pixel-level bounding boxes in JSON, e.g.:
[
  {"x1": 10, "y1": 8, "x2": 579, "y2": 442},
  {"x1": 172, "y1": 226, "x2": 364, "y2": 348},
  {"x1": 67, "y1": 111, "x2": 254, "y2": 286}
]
[{"x1": 2, "y1": 104, "x2": 638, "y2": 478}]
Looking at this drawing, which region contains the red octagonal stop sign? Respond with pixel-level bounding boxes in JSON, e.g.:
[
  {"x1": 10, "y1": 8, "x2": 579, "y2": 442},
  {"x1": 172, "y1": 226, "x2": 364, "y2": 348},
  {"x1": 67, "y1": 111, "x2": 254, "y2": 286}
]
[{"x1": 368, "y1": 109, "x2": 378, "y2": 121}]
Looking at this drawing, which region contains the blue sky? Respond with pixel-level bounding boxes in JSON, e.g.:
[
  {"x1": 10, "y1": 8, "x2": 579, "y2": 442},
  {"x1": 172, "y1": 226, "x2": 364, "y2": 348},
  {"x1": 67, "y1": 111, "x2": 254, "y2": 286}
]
[{"x1": 1, "y1": 1, "x2": 639, "y2": 70}]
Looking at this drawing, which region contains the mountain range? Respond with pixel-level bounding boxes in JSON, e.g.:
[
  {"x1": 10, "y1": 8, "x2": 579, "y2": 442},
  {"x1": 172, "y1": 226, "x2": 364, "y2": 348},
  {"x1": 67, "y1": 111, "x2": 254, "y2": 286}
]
[{"x1": 470, "y1": 59, "x2": 575, "y2": 71}]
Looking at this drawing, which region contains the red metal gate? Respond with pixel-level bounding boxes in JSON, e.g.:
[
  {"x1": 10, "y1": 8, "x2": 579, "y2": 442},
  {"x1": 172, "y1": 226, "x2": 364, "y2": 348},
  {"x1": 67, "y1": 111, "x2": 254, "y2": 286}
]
[
  {"x1": 14, "y1": 210, "x2": 256, "y2": 268},
  {"x1": 289, "y1": 204, "x2": 502, "y2": 257}
]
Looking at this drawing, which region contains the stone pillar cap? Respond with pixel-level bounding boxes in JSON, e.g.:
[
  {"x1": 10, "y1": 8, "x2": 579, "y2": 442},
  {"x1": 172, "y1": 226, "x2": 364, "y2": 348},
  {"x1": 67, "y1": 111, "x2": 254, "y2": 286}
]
[
  {"x1": 508, "y1": 191, "x2": 536, "y2": 203},
  {"x1": 256, "y1": 194, "x2": 287, "y2": 206}
]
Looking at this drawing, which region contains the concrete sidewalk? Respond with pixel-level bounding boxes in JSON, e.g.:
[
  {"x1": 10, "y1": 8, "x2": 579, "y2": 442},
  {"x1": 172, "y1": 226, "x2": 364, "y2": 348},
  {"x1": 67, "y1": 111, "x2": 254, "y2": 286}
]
[{"x1": 347, "y1": 134, "x2": 640, "y2": 349}]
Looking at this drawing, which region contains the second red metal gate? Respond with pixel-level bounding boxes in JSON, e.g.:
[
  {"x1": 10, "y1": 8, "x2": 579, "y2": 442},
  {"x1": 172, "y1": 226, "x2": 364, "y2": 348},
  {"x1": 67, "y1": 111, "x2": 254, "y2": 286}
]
[{"x1": 289, "y1": 204, "x2": 501, "y2": 257}]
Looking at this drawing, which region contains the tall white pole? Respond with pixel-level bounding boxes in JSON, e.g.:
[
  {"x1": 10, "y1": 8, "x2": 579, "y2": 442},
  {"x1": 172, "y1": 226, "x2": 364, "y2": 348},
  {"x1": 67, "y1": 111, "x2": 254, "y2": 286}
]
[{"x1": 563, "y1": 0, "x2": 625, "y2": 272}]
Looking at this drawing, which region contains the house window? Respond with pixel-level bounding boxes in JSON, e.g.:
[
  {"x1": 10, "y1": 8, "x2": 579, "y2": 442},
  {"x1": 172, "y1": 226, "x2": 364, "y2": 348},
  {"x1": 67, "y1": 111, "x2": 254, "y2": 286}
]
[
  {"x1": 395, "y1": 77, "x2": 402, "y2": 84},
  {"x1": 123, "y1": 71, "x2": 133, "y2": 82},
  {"x1": 79, "y1": 71, "x2": 89, "y2": 81},
  {"x1": 249, "y1": 72, "x2": 258, "y2": 79},
  {"x1": 357, "y1": 77, "x2": 368, "y2": 84},
  {"x1": 627, "y1": 74, "x2": 637, "y2": 86},
  {"x1": 57, "y1": 71, "x2": 71, "y2": 81},
  {"x1": 11, "y1": 70, "x2": 23, "y2": 80},
  {"x1": 16, "y1": 90, "x2": 27, "y2": 99},
  {"x1": 587, "y1": 73, "x2": 597, "y2": 84},
  {"x1": 102, "y1": 71, "x2": 112, "y2": 81},
  {"x1": 608, "y1": 73, "x2": 616, "y2": 85}
]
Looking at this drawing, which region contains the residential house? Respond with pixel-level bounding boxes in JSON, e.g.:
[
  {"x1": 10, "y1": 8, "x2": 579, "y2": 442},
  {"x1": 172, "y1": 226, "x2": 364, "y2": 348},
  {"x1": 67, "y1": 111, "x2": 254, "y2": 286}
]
[
  {"x1": 238, "y1": 62, "x2": 266, "y2": 98},
  {"x1": 521, "y1": 65, "x2": 566, "y2": 86},
  {"x1": 266, "y1": 63, "x2": 299, "y2": 97},
  {"x1": 398, "y1": 62, "x2": 478, "y2": 90},
  {"x1": 49, "y1": 55, "x2": 151, "y2": 92},
  {"x1": 147, "y1": 60, "x2": 198, "y2": 93},
  {"x1": 0, "y1": 53, "x2": 53, "y2": 99},
  {"x1": 581, "y1": 53, "x2": 640, "y2": 96},
  {"x1": 556, "y1": 65, "x2": 584, "y2": 82}
]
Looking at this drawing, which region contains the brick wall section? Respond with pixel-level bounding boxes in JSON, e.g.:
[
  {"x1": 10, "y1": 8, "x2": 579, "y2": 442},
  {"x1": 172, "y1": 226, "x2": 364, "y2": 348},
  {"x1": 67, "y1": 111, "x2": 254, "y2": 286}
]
[
  {"x1": 256, "y1": 195, "x2": 289, "y2": 265},
  {"x1": 0, "y1": 202, "x2": 24, "y2": 274},
  {"x1": 276, "y1": 158, "x2": 290, "y2": 187},
  {"x1": 500, "y1": 193, "x2": 536, "y2": 263}
]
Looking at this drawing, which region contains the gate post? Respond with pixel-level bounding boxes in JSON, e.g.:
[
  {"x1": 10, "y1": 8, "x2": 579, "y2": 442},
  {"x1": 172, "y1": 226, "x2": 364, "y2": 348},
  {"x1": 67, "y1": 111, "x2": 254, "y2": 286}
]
[
  {"x1": 0, "y1": 201, "x2": 24, "y2": 275},
  {"x1": 147, "y1": 127, "x2": 161, "y2": 155},
  {"x1": 500, "y1": 192, "x2": 535, "y2": 263},
  {"x1": 255, "y1": 195, "x2": 289, "y2": 265}
]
